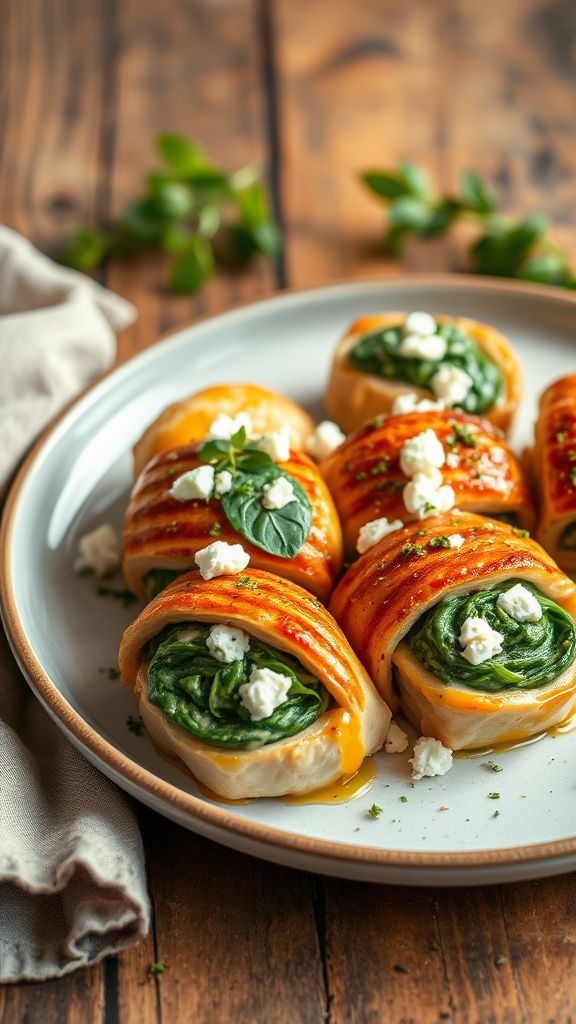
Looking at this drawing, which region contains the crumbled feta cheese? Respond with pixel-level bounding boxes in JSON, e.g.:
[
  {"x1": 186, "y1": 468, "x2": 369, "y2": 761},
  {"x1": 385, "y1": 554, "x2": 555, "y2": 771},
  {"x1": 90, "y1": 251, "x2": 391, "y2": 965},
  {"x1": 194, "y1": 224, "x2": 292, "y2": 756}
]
[
  {"x1": 255, "y1": 425, "x2": 291, "y2": 463},
  {"x1": 447, "y1": 533, "x2": 464, "y2": 548},
  {"x1": 214, "y1": 470, "x2": 233, "y2": 497},
  {"x1": 410, "y1": 736, "x2": 453, "y2": 780},
  {"x1": 496, "y1": 583, "x2": 542, "y2": 623},
  {"x1": 403, "y1": 473, "x2": 455, "y2": 518},
  {"x1": 404, "y1": 311, "x2": 437, "y2": 336},
  {"x1": 74, "y1": 523, "x2": 120, "y2": 578},
  {"x1": 356, "y1": 516, "x2": 403, "y2": 554},
  {"x1": 261, "y1": 476, "x2": 295, "y2": 510},
  {"x1": 446, "y1": 452, "x2": 460, "y2": 469},
  {"x1": 459, "y1": 616, "x2": 504, "y2": 665},
  {"x1": 239, "y1": 667, "x2": 292, "y2": 721},
  {"x1": 399, "y1": 429, "x2": 446, "y2": 477},
  {"x1": 385, "y1": 721, "x2": 409, "y2": 753},
  {"x1": 399, "y1": 333, "x2": 447, "y2": 361},
  {"x1": 206, "y1": 624, "x2": 250, "y2": 663},
  {"x1": 205, "y1": 411, "x2": 253, "y2": 440},
  {"x1": 431, "y1": 365, "x2": 473, "y2": 406},
  {"x1": 391, "y1": 392, "x2": 446, "y2": 415},
  {"x1": 194, "y1": 541, "x2": 250, "y2": 580},
  {"x1": 170, "y1": 465, "x2": 215, "y2": 501},
  {"x1": 305, "y1": 420, "x2": 346, "y2": 460}
]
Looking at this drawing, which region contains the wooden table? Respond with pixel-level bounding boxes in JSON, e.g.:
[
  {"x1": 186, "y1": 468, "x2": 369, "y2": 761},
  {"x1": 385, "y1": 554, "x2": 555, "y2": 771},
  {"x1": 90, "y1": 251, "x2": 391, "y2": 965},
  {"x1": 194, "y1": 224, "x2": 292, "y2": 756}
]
[{"x1": 2, "y1": 0, "x2": 576, "y2": 1019}]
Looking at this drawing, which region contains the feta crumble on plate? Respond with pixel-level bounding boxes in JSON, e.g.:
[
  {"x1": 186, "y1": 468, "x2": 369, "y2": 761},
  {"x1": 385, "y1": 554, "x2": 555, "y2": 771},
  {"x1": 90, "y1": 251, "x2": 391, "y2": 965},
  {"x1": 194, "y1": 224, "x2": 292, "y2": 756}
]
[
  {"x1": 74, "y1": 523, "x2": 120, "y2": 578},
  {"x1": 410, "y1": 737, "x2": 453, "y2": 780}
]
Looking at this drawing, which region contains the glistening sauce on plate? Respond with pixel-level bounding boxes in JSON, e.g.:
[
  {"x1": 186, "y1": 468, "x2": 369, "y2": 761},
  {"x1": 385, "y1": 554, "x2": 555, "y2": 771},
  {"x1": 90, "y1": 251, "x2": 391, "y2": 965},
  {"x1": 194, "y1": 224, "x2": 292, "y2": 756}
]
[
  {"x1": 282, "y1": 756, "x2": 376, "y2": 806},
  {"x1": 454, "y1": 708, "x2": 576, "y2": 759}
]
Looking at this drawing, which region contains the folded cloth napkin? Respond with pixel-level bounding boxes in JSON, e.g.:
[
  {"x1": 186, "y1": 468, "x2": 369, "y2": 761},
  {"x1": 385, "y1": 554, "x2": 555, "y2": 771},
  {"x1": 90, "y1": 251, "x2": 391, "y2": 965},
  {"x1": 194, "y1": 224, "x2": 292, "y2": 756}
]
[{"x1": 0, "y1": 226, "x2": 150, "y2": 982}]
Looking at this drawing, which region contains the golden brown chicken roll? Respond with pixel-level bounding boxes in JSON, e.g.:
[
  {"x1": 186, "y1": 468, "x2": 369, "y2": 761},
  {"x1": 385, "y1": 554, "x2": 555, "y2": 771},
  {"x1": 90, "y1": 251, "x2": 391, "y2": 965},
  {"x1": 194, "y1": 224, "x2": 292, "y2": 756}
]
[
  {"x1": 330, "y1": 513, "x2": 576, "y2": 750},
  {"x1": 325, "y1": 312, "x2": 522, "y2": 435},
  {"x1": 123, "y1": 429, "x2": 343, "y2": 602},
  {"x1": 321, "y1": 409, "x2": 534, "y2": 557},
  {"x1": 119, "y1": 569, "x2": 390, "y2": 799},
  {"x1": 535, "y1": 374, "x2": 576, "y2": 572},
  {"x1": 134, "y1": 383, "x2": 315, "y2": 476}
]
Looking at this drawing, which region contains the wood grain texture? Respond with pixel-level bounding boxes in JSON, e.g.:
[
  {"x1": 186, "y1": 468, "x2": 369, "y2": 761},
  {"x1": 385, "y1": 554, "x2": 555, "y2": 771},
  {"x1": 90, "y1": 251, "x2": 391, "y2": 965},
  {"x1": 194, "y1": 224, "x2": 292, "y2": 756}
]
[
  {"x1": 3, "y1": 0, "x2": 576, "y2": 1021},
  {"x1": 105, "y1": 0, "x2": 276, "y2": 362},
  {"x1": 274, "y1": 0, "x2": 576, "y2": 285}
]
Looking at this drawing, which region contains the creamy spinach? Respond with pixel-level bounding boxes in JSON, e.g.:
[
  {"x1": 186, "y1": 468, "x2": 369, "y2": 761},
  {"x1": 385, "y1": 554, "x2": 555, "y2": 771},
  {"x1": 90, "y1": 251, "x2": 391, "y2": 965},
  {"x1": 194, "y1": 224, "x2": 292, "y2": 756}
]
[
  {"x1": 145, "y1": 569, "x2": 184, "y2": 599},
  {"x1": 145, "y1": 624, "x2": 328, "y2": 748},
  {"x1": 349, "y1": 321, "x2": 502, "y2": 414},
  {"x1": 406, "y1": 580, "x2": 576, "y2": 692}
]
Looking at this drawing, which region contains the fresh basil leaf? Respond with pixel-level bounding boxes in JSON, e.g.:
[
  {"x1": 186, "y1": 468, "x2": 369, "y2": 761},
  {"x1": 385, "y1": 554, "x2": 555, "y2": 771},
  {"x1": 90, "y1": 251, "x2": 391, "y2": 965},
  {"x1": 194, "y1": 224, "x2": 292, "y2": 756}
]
[
  {"x1": 460, "y1": 171, "x2": 496, "y2": 214},
  {"x1": 470, "y1": 215, "x2": 548, "y2": 276},
  {"x1": 237, "y1": 449, "x2": 276, "y2": 473},
  {"x1": 517, "y1": 252, "x2": 571, "y2": 286},
  {"x1": 153, "y1": 182, "x2": 195, "y2": 220},
  {"x1": 230, "y1": 425, "x2": 247, "y2": 449},
  {"x1": 422, "y1": 198, "x2": 462, "y2": 236},
  {"x1": 163, "y1": 223, "x2": 194, "y2": 253},
  {"x1": 156, "y1": 133, "x2": 208, "y2": 175},
  {"x1": 361, "y1": 170, "x2": 409, "y2": 200},
  {"x1": 388, "y1": 196, "x2": 433, "y2": 231},
  {"x1": 398, "y1": 161, "x2": 431, "y2": 199},
  {"x1": 61, "y1": 226, "x2": 109, "y2": 271},
  {"x1": 122, "y1": 198, "x2": 167, "y2": 244},
  {"x1": 221, "y1": 470, "x2": 312, "y2": 558},
  {"x1": 170, "y1": 235, "x2": 214, "y2": 293},
  {"x1": 197, "y1": 204, "x2": 221, "y2": 238}
]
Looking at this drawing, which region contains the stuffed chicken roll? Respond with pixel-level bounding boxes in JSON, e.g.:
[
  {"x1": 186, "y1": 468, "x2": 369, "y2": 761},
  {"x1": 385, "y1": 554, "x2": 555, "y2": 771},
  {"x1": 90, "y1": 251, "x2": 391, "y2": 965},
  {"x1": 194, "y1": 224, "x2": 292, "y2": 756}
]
[
  {"x1": 330, "y1": 513, "x2": 576, "y2": 750},
  {"x1": 123, "y1": 427, "x2": 342, "y2": 602},
  {"x1": 321, "y1": 409, "x2": 534, "y2": 557},
  {"x1": 325, "y1": 311, "x2": 521, "y2": 435},
  {"x1": 119, "y1": 569, "x2": 390, "y2": 798},
  {"x1": 535, "y1": 374, "x2": 576, "y2": 572},
  {"x1": 134, "y1": 383, "x2": 315, "y2": 476}
]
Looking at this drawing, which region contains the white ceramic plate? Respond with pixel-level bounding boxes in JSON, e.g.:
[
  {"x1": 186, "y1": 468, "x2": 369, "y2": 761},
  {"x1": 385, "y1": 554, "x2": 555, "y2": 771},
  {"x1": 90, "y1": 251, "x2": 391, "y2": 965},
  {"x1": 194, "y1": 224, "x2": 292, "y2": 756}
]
[{"x1": 4, "y1": 275, "x2": 576, "y2": 887}]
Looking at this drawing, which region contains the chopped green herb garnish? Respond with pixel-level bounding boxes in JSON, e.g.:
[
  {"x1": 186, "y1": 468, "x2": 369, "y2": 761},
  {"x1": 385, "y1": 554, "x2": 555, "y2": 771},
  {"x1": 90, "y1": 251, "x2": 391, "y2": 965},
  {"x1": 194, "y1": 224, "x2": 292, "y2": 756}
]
[
  {"x1": 368, "y1": 803, "x2": 383, "y2": 818},
  {"x1": 148, "y1": 961, "x2": 167, "y2": 978},
  {"x1": 370, "y1": 415, "x2": 385, "y2": 429},
  {"x1": 570, "y1": 467, "x2": 576, "y2": 487},
  {"x1": 97, "y1": 584, "x2": 137, "y2": 608},
  {"x1": 493, "y1": 810, "x2": 501, "y2": 818},
  {"x1": 355, "y1": 471, "x2": 368, "y2": 481},
  {"x1": 511, "y1": 527, "x2": 530, "y2": 538},
  {"x1": 399, "y1": 795, "x2": 408, "y2": 803},
  {"x1": 369, "y1": 459, "x2": 390, "y2": 476},
  {"x1": 556, "y1": 432, "x2": 566, "y2": 443},
  {"x1": 209, "y1": 521, "x2": 222, "y2": 537},
  {"x1": 429, "y1": 536, "x2": 451, "y2": 548},
  {"x1": 166, "y1": 522, "x2": 178, "y2": 533},
  {"x1": 127, "y1": 716, "x2": 145, "y2": 736},
  {"x1": 235, "y1": 575, "x2": 258, "y2": 590},
  {"x1": 487, "y1": 792, "x2": 501, "y2": 800},
  {"x1": 446, "y1": 422, "x2": 478, "y2": 448},
  {"x1": 483, "y1": 760, "x2": 503, "y2": 773},
  {"x1": 99, "y1": 667, "x2": 121, "y2": 680},
  {"x1": 400, "y1": 542, "x2": 427, "y2": 558}
]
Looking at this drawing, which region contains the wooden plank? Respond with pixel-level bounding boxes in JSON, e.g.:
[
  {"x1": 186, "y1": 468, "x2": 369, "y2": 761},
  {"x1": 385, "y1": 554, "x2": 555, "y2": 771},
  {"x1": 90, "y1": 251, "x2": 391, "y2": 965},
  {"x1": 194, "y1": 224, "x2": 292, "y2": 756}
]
[
  {"x1": 105, "y1": 0, "x2": 276, "y2": 363},
  {"x1": 140, "y1": 810, "x2": 326, "y2": 1024},
  {"x1": 0, "y1": 964, "x2": 103, "y2": 1024},
  {"x1": 273, "y1": 0, "x2": 576, "y2": 287},
  {"x1": 0, "y1": 0, "x2": 108, "y2": 251}
]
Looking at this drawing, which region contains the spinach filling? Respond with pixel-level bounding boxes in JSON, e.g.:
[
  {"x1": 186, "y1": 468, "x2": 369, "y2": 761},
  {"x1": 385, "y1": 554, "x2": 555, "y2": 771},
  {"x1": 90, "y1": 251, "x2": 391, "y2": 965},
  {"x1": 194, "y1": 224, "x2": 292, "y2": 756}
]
[
  {"x1": 348, "y1": 322, "x2": 502, "y2": 415},
  {"x1": 145, "y1": 623, "x2": 329, "y2": 749},
  {"x1": 406, "y1": 580, "x2": 576, "y2": 692},
  {"x1": 145, "y1": 569, "x2": 184, "y2": 599},
  {"x1": 561, "y1": 522, "x2": 576, "y2": 550}
]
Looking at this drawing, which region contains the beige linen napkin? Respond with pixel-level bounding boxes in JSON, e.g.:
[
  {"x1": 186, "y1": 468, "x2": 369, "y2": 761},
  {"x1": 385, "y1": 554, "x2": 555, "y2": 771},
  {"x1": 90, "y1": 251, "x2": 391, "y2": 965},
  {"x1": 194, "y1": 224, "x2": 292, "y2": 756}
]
[{"x1": 0, "y1": 226, "x2": 150, "y2": 981}]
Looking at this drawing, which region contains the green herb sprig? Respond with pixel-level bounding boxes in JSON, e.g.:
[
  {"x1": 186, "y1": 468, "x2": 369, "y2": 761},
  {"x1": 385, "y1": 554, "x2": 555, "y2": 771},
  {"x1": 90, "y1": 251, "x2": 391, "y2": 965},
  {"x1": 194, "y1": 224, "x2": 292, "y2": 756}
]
[
  {"x1": 361, "y1": 163, "x2": 576, "y2": 288},
  {"x1": 61, "y1": 134, "x2": 279, "y2": 293},
  {"x1": 196, "y1": 427, "x2": 312, "y2": 559}
]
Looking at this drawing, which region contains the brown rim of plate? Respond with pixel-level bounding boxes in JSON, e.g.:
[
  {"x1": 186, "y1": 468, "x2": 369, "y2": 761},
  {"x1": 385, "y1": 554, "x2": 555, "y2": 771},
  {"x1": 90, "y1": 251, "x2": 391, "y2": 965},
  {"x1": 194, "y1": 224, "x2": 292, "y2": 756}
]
[{"x1": 3, "y1": 272, "x2": 576, "y2": 872}]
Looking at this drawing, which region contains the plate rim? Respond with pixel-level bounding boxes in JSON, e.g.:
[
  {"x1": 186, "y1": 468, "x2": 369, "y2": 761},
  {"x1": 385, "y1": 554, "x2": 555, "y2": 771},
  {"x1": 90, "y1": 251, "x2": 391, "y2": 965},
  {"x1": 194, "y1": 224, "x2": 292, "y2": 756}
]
[{"x1": 4, "y1": 271, "x2": 576, "y2": 873}]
